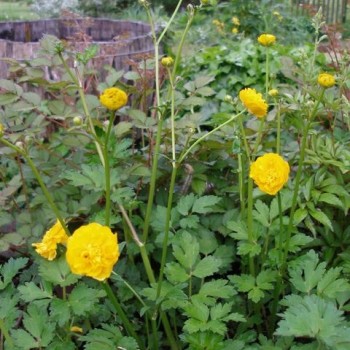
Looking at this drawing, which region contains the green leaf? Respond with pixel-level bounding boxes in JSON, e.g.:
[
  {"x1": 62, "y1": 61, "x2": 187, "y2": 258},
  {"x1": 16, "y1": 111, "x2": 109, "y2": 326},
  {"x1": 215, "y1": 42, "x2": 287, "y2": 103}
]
[
  {"x1": 309, "y1": 209, "x2": 333, "y2": 231},
  {"x1": 253, "y1": 200, "x2": 270, "y2": 227},
  {"x1": 193, "y1": 256, "x2": 221, "y2": 278},
  {"x1": 276, "y1": 295, "x2": 350, "y2": 348},
  {"x1": 172, "y1": 231, "x2": 199, "y2": 270},
  {"x1": 18, "y1": 282, "x2": 52, "y2": 303},
  {"x1": 184, "y1": 300, "x2": 210, "y2": 322},
  {"x1": 317, "y1": 267, "x2": 350, "y2": 299},
  {"x1": 198, "y1": 279, "x2": 235, "y2": 303},
  {"x1": 194, "y1": 75, "x2": 215, "y2": 88},
  {"x1": 0, "y1": 93, "x2": 19, "y2": 105},
  {"x1": 293, "y1": 208, "x2": 308, "y2": 225},
  {"x1": 38, "y1": 256, "x2": 79, "y2": 287},
  {"x1": 230, "y1": 274, "x2": 255, "y2": 293},
  {"x1": 237, "y1": 241, "x2": 261, "y2": 257},
  {"x1": 165, "y1": 262, "x2": 189, "y2": 283},
  {"x1": 256, "y1": 270, "x2": 277, "y2": 291},
  {"x1": 69, "y1": 283, "x2": 106, "y2": 316},
  {"x1": 318, "y1": 193, "x2": 344, "y2": 208},
  {"x1": 289, "y1": 250, "x2": 326, "y2": 294},
  {"x1": 0, "y1": 257, "x2": 28, "y2": 290},
  {"x1": 49, "y1": 298, "x2": 71, "y2": 327},
  {"x1": 12, "y1": 329, "x2": 38, "y2": 350},
  {"x1": 179, "y1": 215, "x2": 200, "y2": 229},
  {"x1": 192, "y1": 195, "x2": 221, "y2": 214},
  {"x1": 177, "y1": 193, "x2": 196, "y2": 216},
  {"x1": 248, "y1": 287, "x2": 265, "y2": 303}
]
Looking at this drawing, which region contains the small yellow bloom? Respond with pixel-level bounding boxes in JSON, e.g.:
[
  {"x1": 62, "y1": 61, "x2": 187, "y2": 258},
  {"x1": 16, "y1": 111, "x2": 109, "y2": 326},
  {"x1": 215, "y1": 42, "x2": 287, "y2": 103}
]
[
  {"x1": 239, "y1": 88, "x2": 268, "y2": 118},
  {"x1": 231, "y1": 16, "x2": 240, "y2": 26},
  {"x1": 258, "y1": 34, "x2": 276, "y2": 47},
  {"x1": 317, "y1": 73, "x2": 335, "y2": 88},
  {"x1": 32, "y1": 220, "x2": 68, "y2": 261},
  {"x1": 0, "y1": 123, "x2": 4, "y2": 136},
  {"x1": 250, "y1": 153, "x2": 290, "y2": 195},
  {"x1": 273, "y1": 11, "x2": 283, "y2": 21},
  {"x1": 66, "y1": 223, "x2": 119, "y2": 281},
  {"x1": 161, "y1": 56, "x2": 174, "y2": 68},
  {"x1": 70, "y1": 326, "x2": 83, "y2": 333},
  {"x1": 212, "y1": 19, "x2": 225, "y2": 33},
  {"x1": 268, "y1": 89, "x2": 279, "y2": 97},
  {"x1": 232, "y1": 27, "x2": 239, "y2": 34},
  {"x1": 99, "y1": 87, "x2": 128, "y2": 111}
]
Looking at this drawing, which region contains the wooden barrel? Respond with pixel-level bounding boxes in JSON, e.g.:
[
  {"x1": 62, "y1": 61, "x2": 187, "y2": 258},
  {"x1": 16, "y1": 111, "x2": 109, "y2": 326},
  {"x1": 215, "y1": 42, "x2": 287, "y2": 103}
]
[{"x1": 0, "y1": 18, "x2": 155, "y2": 79}]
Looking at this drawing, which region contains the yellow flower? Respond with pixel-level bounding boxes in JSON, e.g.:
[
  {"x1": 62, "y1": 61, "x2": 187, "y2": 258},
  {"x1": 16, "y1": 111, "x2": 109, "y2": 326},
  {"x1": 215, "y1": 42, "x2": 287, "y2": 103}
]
[
  {"x1": 66, "y1": 223, "x2": 119, "y2": 281},
  {"x1": 232, "y1": 27, "x2": 239, "y2": 34},
  {"x1": 268, "y1": 89, "x2": 279, "y2": 97},
  {"x1": 161, "y1": 56, "x2": 174, "y2": 68},
  {"x1": 0, "y1": 123, "x2": 4, "y2": 136},
  {"x1": 258, "y1": 34, "x2": 276, "y2": 47},
  {"x1": 32, "y1": 220, "x2": 68, "y2": 261},
  {"x1": 250, "y1": 153, "x2": 290, "y2": 195},
  {"x1": 239, "y1": 88, "x2": 268, "y2": 118},
  {"x1": 273, "y1": 11, "x2": 283, "y2": 21},
  {"x1": 70, "y1": 326, "x2": 83, "y2": 333},
  {"x1": 317, "y1": 73, "x2": 335, "y2": 88},
  {"x1": 99, "y1": 87, "x2": 128, "y2": 111},
  {"x1": 231, "y1": 16, "x2": 240, "y2": 26}
]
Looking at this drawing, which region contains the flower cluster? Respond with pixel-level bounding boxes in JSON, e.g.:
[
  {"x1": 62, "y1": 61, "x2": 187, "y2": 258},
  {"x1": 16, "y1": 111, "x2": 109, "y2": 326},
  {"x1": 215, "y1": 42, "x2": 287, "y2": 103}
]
[
  {"x1": 212, "y1": 19, "x2": 225, "y2": 34},
  {"x1": 258, "y1": 34, "x2": 276, "y2": 47},
  {"x1": 239, "y1": 88, "x2": 268, "y2": 118},
  {"x1": 231, "y1": 16, "x2": 240, "y2": 34},
  {"x1": 250, "y1": 153, "x2": 290, "y2": 195},
  {"x1": 32, "y1": 220, "x2": 68, "y2": 261},
  {"x1": 66, "y1": 223, "x2": 119, "y2": 281},
  {"x1": 317, "y1": 73, "x2": 335, "y2": 88},
  {"x1": 99, "y1": 87, "x2": 128, "y2": 111}
]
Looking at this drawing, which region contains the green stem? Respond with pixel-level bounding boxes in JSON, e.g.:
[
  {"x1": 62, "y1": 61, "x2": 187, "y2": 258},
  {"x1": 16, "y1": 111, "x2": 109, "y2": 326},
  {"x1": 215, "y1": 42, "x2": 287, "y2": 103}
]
[
  {"x1": 0, "y1": 319, "x2": 14, "y2": 349},
  {"x1": 168, "y1": 67, "x2": 176, "y2": 167},
  {"x1": 156, "y1": 166, "x2": 178, "y2": 298},
  {"x1": 276, "y1": 102, "x2": 281, "y2": 154},
  {"x1": 0, "y1": 139, "x2": 69, "y2": 236},
  {"x1": 237, "y1": 115, "x2": 251, "y2": 162},
  {"x1": 103, "y1": 111, "x2": 116, "y2": 227},
  {"x1": 277, "y1": 192, "x2": 284, "y2": 265},
  {"x1": 238, "y1": 153, "x2": 245, "y2": 217},
  {"x1": 282, "y1": 89, "x2": 325, "y2": 274},
  {"x1": 102, "y1": 281, "x2": 145, "y2": 350},
  {"x1": 179, "y1": 111, "x2": 244, "y2": 164},
  {"x1": 252, "y1": 117, "x2": 266, "y2": 158},
  {"x1": 247, "y1": 178, "x2": 256, "y2": 277},
  {"x1": 58, "y1": 52, "x2": 104, "y2": 166},
  {"x1": 118, "y1": 204, "x2": 178, "y2": 350},
  {"x1": 265, "y1": 48, "x2": 270, "y2": 99}
]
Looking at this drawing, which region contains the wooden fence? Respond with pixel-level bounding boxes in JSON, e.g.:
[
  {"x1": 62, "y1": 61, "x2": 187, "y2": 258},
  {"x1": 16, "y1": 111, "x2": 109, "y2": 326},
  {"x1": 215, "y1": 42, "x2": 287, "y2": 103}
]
[{"x1": 292, "y1": 0, "x2": 348, "y2": 23}]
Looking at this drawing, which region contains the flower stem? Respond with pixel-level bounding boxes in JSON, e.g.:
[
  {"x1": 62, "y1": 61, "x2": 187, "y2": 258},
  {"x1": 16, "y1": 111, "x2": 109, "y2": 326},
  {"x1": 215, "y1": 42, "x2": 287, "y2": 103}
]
[
  {"x1": 179, "y1": 111, "x2": 244, "y2": 164},
  {"x1": 0, "y1": 138, "x2": 70, "y2": 236},
  {"x1": 0, "y1": 319, "x2": 14, "y2": 349},
  {"x1": 103, "y1": 111, "x2": 116, "y2": 227},
  {"x1": 102, "y1": 281, "x2": 145, "y2": 350}
]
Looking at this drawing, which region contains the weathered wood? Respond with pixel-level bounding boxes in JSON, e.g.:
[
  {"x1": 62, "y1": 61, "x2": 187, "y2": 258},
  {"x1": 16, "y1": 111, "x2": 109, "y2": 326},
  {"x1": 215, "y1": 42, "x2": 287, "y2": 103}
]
[{"x1": 0, "y1": 18, "x2": 154, "y2": 79}]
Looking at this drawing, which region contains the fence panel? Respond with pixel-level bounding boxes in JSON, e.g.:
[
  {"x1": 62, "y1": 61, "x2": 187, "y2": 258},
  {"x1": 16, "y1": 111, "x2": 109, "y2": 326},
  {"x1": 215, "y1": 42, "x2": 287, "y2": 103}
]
[{"x1": 293, "y1": 0, "x2": 347, "y2": 23}]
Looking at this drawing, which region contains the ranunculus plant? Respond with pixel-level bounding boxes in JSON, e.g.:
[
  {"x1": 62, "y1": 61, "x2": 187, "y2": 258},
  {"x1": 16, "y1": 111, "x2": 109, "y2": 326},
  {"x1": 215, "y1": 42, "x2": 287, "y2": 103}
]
[{"x1": 0, "y1": 3, "x2": 349, "y2": 350}]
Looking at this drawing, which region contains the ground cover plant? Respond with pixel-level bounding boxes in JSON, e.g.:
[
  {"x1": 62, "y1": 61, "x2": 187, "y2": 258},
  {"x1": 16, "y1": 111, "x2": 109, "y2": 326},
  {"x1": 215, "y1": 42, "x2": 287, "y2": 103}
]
[{"x1": 0, "y1": 0, "x2": 350, "y2": 349}]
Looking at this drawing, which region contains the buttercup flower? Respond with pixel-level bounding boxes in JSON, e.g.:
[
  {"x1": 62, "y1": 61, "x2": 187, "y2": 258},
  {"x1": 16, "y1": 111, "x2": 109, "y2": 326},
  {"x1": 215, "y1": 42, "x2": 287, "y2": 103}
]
[
  {"x1": 250, "y1": 153, "x2": 290, "y2": 195},
  {"x1": 161, "y1": 56, "x2": 174, "y2": 68},
  {"x1": 231, "y1": 16, "x2": 240, "y2": 26},
  {"x1": 32, "y1": 220, "x2": 68, "y2": 261},
  {"x1": 99, "y1": 87, "x2": 128, "y2": 111},
  {"x1": 258, "y1": 34, "x2": 276, "y2": 47},
  {"x1": 66, "y1": 223, "x2": 119, "y2": 281},
  {"x1": 232, "y1": 27, "x2": 239, "y2": 34},
  {"x1": 273, "y1": 11, "x2": 283, "y2": 21},
  {"x1": 239, "y1": 88, "x2": 268, "y2": 118},
  {"x1": 317, "y1": 73, "x2": 335, "y2": 88}
]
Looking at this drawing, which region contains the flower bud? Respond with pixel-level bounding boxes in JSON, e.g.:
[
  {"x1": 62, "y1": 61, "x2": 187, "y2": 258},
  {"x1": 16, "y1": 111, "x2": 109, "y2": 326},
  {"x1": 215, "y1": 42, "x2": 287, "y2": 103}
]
[
  {"x1": 224, "y1": 95, "x2": 233, "y2": 103},
  {"x1": 15, "y1": 141, "x2": 24, "y2": 150},
  {"x1": 73, "y1": 116, "x2": 83, "y2": 126},
  {"x1": 161, "y1": 56, "x2": 174, "y2": 68},
  {"x1": 0, "y1": 123, "x2": 4, "y2": 137},
  {"x1": 268, "y1": 89, "x2": 279, "y2": 97}
]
